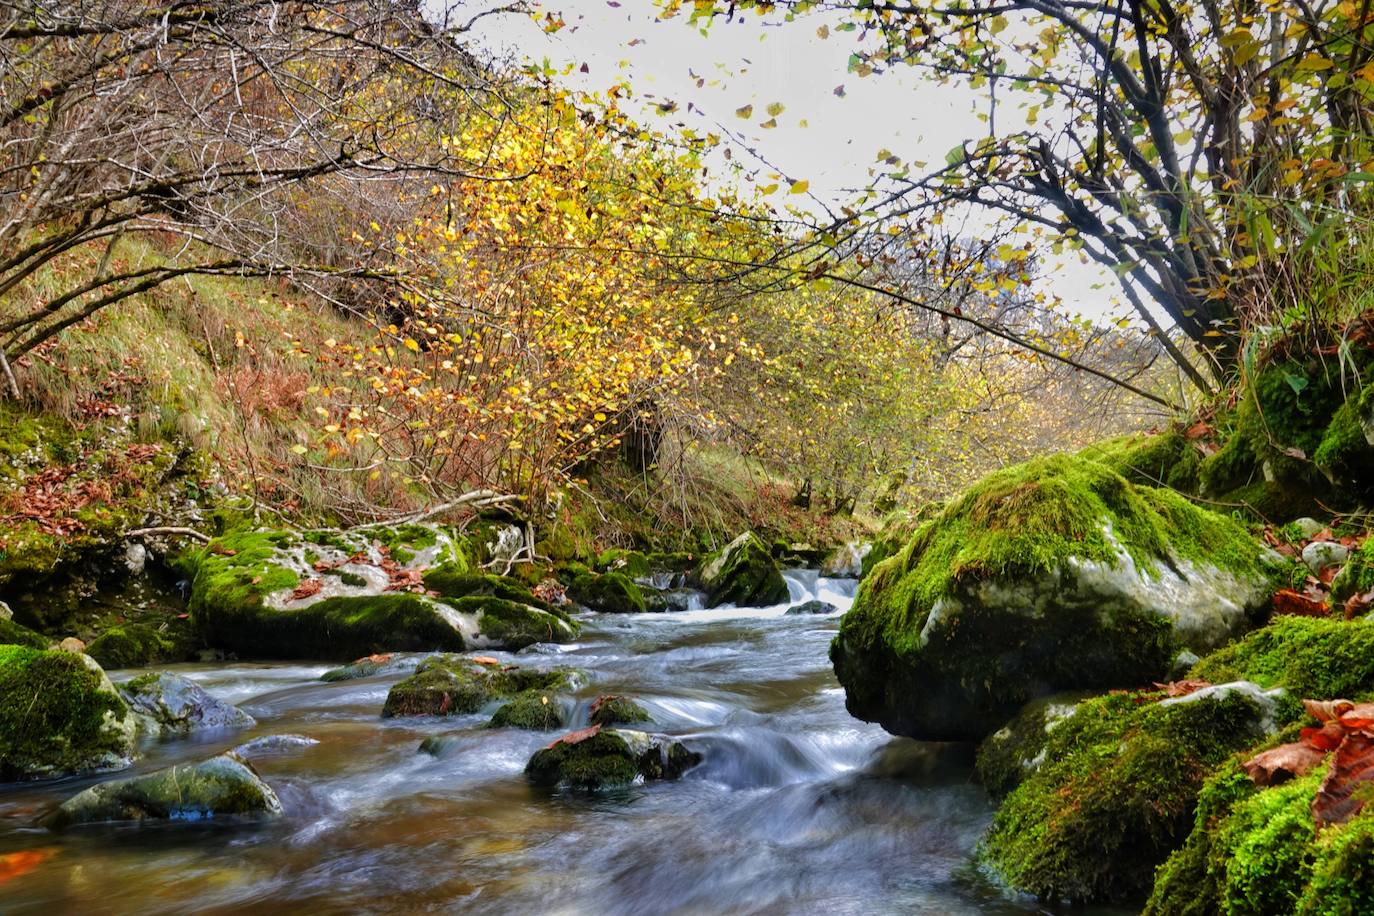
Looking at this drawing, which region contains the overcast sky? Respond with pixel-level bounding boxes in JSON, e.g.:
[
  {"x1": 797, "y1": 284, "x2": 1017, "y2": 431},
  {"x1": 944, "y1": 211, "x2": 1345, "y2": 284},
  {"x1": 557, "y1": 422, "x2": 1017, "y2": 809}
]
[{"x1": 459, "y1": 0, "x2": 1123, "y2": 320}]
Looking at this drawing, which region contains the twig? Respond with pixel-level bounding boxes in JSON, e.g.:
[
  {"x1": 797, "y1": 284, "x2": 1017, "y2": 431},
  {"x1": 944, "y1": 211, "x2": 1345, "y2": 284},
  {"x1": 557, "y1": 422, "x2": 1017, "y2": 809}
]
[{"x1": 125, "y1": 526, "x2": 211, "y2": 543}]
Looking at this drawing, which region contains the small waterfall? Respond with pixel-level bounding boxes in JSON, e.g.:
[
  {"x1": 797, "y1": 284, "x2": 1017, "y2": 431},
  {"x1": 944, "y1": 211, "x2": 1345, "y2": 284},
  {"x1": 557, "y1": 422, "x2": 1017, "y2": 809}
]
[{"x1": 783, "y1": 568, "x2": 820, "y2": 604}]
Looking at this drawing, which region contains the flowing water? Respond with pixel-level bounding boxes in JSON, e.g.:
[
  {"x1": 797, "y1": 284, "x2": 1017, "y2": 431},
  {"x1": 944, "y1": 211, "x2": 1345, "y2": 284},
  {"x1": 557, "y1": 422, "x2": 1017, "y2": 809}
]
[{"x1": 0, "y1": 572, "x2": 1132, "y2": 915}]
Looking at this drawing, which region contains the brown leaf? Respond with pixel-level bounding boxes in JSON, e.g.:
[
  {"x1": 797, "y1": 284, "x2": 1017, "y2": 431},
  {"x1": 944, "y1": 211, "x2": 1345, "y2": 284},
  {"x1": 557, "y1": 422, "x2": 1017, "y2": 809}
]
[
  {"x1": 471, "y1": 655, "x2": 500, "y2": 666},
  {"x1": 1153, "y1": 679, "x2": 1212, "y2": 697},
  {"x1": 1314, "y1": 732, "x2": 1374, "y2": 828},
  {"x1": 545, "y1": 725, "x2": 601, "y2": 750},
  {"x1": 1303, "y1": 698, "x2": 1356, "y2": 723},
  {"x1": 289, "y1": 578, "x2": 323, "y2": 601},
  {"x1": 1185, "y1": 420, "x2": 1214, "y2": 440},
  {"x1": 1345, "y1": 589, "x2": 1374, "y2": 620},
  {"x1": 1244, "y1": 741, "x2": 1329, "y2": 787},
  {"x1": 1273, "y1": 588, "x2": 1330, "y2": 618},
  {"x1": 1339, "y1": 702, "x2": 1374, "y2": 732},
  {"x1": 1303, "y1": 722, "x2": 1349, "y2": 752}
]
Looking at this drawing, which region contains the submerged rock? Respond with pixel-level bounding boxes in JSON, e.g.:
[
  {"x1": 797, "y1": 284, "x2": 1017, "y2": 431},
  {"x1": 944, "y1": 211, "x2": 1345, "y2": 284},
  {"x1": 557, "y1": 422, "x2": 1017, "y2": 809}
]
[
  {"x1": 320, "y1": 652, "x2": 420, "y2": 682},
  {"x1": 0, "y1": 646, "x2": 137, "y2": 780},
  {"x1": 186, "y1": 526, "x2": 575, "y2": 659},
  {"x1": 695, "y1": 532, "x2": 789, "y2": 608},
  {"x1": 784, "y1": 600, "x2": 838, "y2": 616},
  {"x1": 381, "y1": 655, "x2": 579, "y2": 718},
  {"x1": 832, "y1": 454, "x2": 1281, "y2": 742},
  {"x1": 525, "y1": 726, "x2": 699, "y2": 790},
  {"x1": 232, "y1": 734, "x2": 319, "y2": 758},
  {"x1": 119, "y1": 672, "x2": 255, "y2": 736},
  {"x1": 588, "y1": 694, "x2": 651, "y2": 727},
  {"x1": 417, "y1": 734, "x2": 463, "y2": 758},
  {"x1": 42, "y1": 752, "x2": 282, "y2": 828}
]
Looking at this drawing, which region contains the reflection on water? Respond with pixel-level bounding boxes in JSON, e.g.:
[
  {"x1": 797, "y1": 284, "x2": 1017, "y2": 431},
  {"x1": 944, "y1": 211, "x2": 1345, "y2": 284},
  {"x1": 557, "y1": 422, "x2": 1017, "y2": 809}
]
[{"x1": 0, "y1": 575, "x2": 1133, "y2": 915}]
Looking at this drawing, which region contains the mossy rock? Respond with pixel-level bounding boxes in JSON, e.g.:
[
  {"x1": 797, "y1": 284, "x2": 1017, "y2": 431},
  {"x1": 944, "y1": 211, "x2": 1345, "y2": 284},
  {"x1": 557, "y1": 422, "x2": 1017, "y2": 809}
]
[
  {"x1": 1332, "y1": 537, "x2": 1374, "y2": 603},
  {"x1": 596, "y1": 549, "x2": 652, "y2": 580},
  {"x1": 975, "y1": 692, "x2": 1092, "y2": 798},
  {"x1": 695, "y1": 531, "x2": 789, "y2": 608},
  {"x1": 488, "y1": 691, "x2": 566, "y2": 730},
  {"x1": 588, "y1": 694, "x2": 651, "y2": 727},
  {"x1": 981, "y1": 685, "x2": 1282, "y2": 904},
  {"x1": 320, "y1": 652, "x2": 418, "y2": 682},
  {"x1": 567, "y1": 572, "x2": 653, "y2": 614},
  {"x1": 525, "y1": 727, "x2": 700, "y2": 790},
  {"x1": 1314, "y1": 391, "x2": 1374, "y2": 492},
  {"x1": 1145, "y1": 760, "x2": 1374, "y2": 916},
  {"x1": 186, "y1": 527, "x2": 571, "y2": 659},
  {"x1": 0, "y1": 616, "x2": 48, "y2": 649},
  {"x1": 1191, "y1": 616, "x2": 1374, "y2": 699},
  {"x1": 381, "y1": 656, "x2": 578, "y2": 718},
  {"x1": 41, "y1": 752, "x2": 281, "y2": 829},
  {"x1": 1085, "y1": 429, "x2": 1203, "y2": 493},
  {"x1": 831, "y1": 453, "x2": 1281, "y2": 741},
  {"x1": 422, "y1": 567, "x2": 554, "y2": 611},
  {"x1": 0, "y1": 647, "x2": 137, "y2": 780},
  {"x1": 86, "y1": 624, "x2": 175, "y2": 669}
]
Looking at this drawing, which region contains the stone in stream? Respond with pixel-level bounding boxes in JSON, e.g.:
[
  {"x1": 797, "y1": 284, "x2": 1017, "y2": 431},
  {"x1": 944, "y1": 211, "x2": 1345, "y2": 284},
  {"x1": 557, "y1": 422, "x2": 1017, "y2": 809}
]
[
  {"x1": 0, "y1": 646, "x2": 138, "y2": 780},
  {"x1": 320, "y1": 652, "x2": 421, "y2": 682},
  {"x1": 566, "y1": 571, "x2": 666, "y2": 613},
  {"x1": 233, "y1": 734, "x2": 320, "y2": 758},
  {"x1": 186, "y1": 525, "x2": 577, "y2": 660},
  {"x1": 119, "y1": 672, "x2": 255, "y2": 736},
  {"x1": 488, "y1": 691, "x2": 567, "y2": 730},
  {"x1": 417, "y1": 734, "x2": 464, "y2": 758},
  {"x1": 41, "y1": 752, "x2": 282, "y2": 829},
  {"x1": 525, "y1": 727, "x2": 700, "y2": 790},
  {"x1": 694, "y1": 532, "x2": 789, "y2": 608},
  {"x1": 784, "y1": 600, "x2": 839, "y2": 616},
  {"x1": 587, "y1": 694, "x2": 651, "y2": 728},
  {"x1": 381, "y1": 655, "x2": 580, "y2": 718},
  {"x1": 832, "y1": 453, "x2": 1283, "y2": 742}
]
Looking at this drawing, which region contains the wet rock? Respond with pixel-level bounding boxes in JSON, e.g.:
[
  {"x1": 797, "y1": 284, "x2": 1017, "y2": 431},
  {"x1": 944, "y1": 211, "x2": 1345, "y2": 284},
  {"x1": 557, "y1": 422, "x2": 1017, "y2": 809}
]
[
  {"x1": 381, "y1": 655, "x2": 579, "y2": 718},
  {"x1": 1291, "y1": 516, "x2": 1327, "y2": 539},
  {"x1": 86, "y1": 623, "x2": 175, "y2": 669},
  {"x1": 320, "y1": 652, "x2": 419, "y2": 682},
  {"x1": 1302, "y1": 539, "x2": 1349, "y2": 574},
  {"x1": 568, "y1": 572, "x2": 656, "y2": 613},
  {"x1": 0, "y1": 647, "x2": 137, "y2": 780},
  {"x1": 695, "y1": 532, "x2": 789, "y2": 608},
  {"x1": 417, "y1": 734, "x2": 463, "y2": 758},
  {"x1": 821, "y1": 542, "x2": 871, "y2": 579},
  {"x1": 41, "y1": 752, "x2": 282, "y2": 828},
  {"x1": 58, "y1": 636, "x2": 86, "y2": 653},
  {"x1": 588, "y1": 694, "x2": 651, "y2": 727},
  {"x1": 186, "y1": 526, "x2": 576, "y2": 659},
  {"x1": 784, "y1": 600, "x2": 838, "y2": 616},
  {"x1": 832, "y1": 454, "x2": 1281, "y2": 742},
  {"x1": 489, "y1": 691, "x2": 567, "y2": 730},
  {"x1": 120, "y1": 672, "x2": 255, "y2": 736},
  {"x1": 657, "y1": 588, "x2": 698, "y2": 612},
  {"x1": 232, "y1": 734, "x2": 319, "y2": 758},
  {"x1": 525, "y1": 726, "x2": 700, "y2": 790}
]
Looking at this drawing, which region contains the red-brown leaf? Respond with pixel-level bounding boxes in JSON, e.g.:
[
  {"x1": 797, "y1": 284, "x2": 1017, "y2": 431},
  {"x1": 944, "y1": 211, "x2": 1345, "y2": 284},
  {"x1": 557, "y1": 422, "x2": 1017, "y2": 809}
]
[
  {"x1": 1244, "y1": 741, "x2": 1329, "y2": 787},
  {"x1": 1273, "y1": 588, "x2": 1330, "y2": 618},
  {"x1": 1339, "y1": 703, "x2": 1374, "y2": 732},
  {"x1": 289, "y1": 578, "x2": 323, "y2": 601},
  {"x1": 1153, "y1": 679, "x2": 1212, "y2": 697},
  {"x1": 1303, "y1": 698, "x2": 1356, "y2": 723},
  {"x1": 1345, "y1": 589, "x2": 1374, "y2": 620},
  {"x1": 1303, "y1": 722, "x2": 1350, "y2": 752},
  {"x1": 1314, "y1": 732, "x2": 1374, "y2": 828},
  {"x1": 545, "y1": 725, "x2": 601, "y2": 750}
]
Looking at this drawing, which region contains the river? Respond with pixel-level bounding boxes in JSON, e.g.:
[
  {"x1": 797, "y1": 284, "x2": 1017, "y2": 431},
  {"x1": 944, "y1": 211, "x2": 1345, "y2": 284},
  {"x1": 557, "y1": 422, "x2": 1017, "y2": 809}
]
[{"x1": 0, "y1": 571, "x2": 1131, "y2": 914}]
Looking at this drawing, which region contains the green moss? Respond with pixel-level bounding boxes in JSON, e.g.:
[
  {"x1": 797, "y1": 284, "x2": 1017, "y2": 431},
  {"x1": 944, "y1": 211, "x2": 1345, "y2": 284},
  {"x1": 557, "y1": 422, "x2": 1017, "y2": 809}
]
[
  {"x1": 588, "y1": 694, "x2": 651, "y2": 727},
  {"x1": 422, "y1": 567, "x2": 552, "y2": 610},
  {"x1": 697, "y1": 531, "x2": 789, "y2": 607},
  {"x1": 975, "y1": 692, "x2": 1090, "y2": 797},
  {"x1": 1299, "y1": 807, "x2": 1374, "y2": 915},
  {"x1": 596, "y1": 549, "x2": 652, "y2": 579},
  {"x1": 488, "y1": 691, "x2": 566, "y2": 730},
  {"x1": 981, "y1": 688, "x2": 1271, "y2": 904},
  {"x1": 1191, "y1": 617, "x2": 1374, "y2": 700},
  {"x1": 525, "y1": 730, "x2": 641, "y2": 789},
  {"x1": 442, "y1": 595, "x2": 576, "y2": 649},
  {"x1": 85, "y1": 624, "x2": 175, "y2": 669},
  {"x1": 0, "y1": 646, "x2": 133, "y2": 778},
  {"x1": 338, "y1": 571, "x2": 367, "y2": 587},
  {"x1": 1314, "y1": 395, "x2": 1374, "y2": 485},
  {"x1": 1086, "y1": 429, "x2": 1203, "y2": 492},
  {"x1": 568, "y1": 572, "x2": 648, "y2": 613},
  {"x1": 382, "y1": 656, "x2": 575, "y2": 717},
  {"x1": 1199, "y1": 433, "x2": 1261, "y2": 497},
  {"x1": 0, "y1": 616, "x2": 48, "y2": 649},
  {"x1": 1332, "y1": 537, "x2": 1374, "y2": 602}
]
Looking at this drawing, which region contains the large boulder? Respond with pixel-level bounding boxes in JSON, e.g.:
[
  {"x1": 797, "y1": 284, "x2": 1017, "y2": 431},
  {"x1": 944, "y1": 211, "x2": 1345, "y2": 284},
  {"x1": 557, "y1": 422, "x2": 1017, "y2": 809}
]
[
  {"x1": 0, "y1": 616, "x2": 48, "y2": 649},
  {"x1": 187, "y1": 526, "x2": 575, "y2": 660},
  {"x1": 695, "y1": 532, "x2": 789, "y2": 608},
  {"x1": 525, "y1": 726, "x2": 699, "y2": 790},
  {"x1": 381, "y1": 655, "x2": 579, "y2": 718},
  {"x1": 86, "y1": 624, "x2": 176, "y2": 669},
  {"x1": 567, "y1": 572, "x2": 662, "y2": 613},
  {"x1": 0, "y1": 646, "x2": 137, "y2": 780},
  {"x1": 41, "y1": 752, "x2": 281, "y2": 828},
  {"x1": 831, "y1": 454, "x2": 1281, "y2": 741},
  {"x1": 119, "y1": 672, "x2": 255, "y2": 736}
]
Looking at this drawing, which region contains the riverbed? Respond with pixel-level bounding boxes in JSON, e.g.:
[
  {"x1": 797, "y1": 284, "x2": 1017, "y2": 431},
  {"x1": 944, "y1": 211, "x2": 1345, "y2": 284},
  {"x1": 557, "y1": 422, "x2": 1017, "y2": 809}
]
[{"x1": 0, "y1": 572, "x2": 1131, "y2": 914}]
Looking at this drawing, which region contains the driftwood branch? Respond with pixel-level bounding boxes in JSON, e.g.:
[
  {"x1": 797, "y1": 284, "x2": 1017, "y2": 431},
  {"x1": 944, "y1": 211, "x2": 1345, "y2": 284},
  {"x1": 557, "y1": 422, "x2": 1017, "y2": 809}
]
[
  {"x1": 350, "y1": 490, "x2": 522, "y2": 529},
  {"x1": 124, "y1": 526, "x2": 211, "y2": 543}
]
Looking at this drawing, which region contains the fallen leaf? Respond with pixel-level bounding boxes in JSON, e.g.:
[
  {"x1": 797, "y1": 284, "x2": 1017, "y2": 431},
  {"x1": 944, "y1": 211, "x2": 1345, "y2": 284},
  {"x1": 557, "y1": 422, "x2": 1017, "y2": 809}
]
[
  {"x1": 472, "y1": 656, "x2": 500, "y2": 666},
  {"x1": 1244, "y1": 742, "x2": 1328, "y2": 786},
  {"x1": 1154, "y1": 679, "x2": 1212, "y2": 697},
  {"x1": 546, "y1": 725, "x2": 600, "y2": 750},
  {"x1": 1314, "y1": 732, "x2": 1374, "y2": 827},
  {"x1": 1345, "y1": 588, "x2": 1374, "y2": 619},
  {"x1": 1339, "y1": 702, "x2": 1374, "y2": 732},
  {"x1": 1304, "y1": 698, "x2": 1357, "y2": 722},
  {"x1": 1302, "y1": 721, "x2": 1349, "y2": 752},
  {"x1": 289, "y1": 578, "x2": 324, "y2": 601},
  {"x1": 1273, "y1": 588, "x2": 1330, "y2": 618},
  {"x1": 0, "y1": 848, "x2": 55, "y2": 885}
]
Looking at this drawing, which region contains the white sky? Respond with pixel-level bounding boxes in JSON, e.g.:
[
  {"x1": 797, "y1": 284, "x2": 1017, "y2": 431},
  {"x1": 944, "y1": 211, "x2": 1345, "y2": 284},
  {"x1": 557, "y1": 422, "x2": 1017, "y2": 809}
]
[{"x1": 457, "y1": 0, "x2": 1124, "y2": 320}]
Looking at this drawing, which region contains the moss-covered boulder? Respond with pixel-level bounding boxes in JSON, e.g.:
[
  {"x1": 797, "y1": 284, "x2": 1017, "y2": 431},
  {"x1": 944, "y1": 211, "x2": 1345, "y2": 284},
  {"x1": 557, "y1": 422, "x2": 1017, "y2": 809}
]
[
  {"x1": 320, "y1": 652, "x2": 419, "y2": 682},
  {"x1": 1190, "y1": 616, "x2": 1374, "y2": 698},
  {"x1": 421, "y1": 568, "x2": 554, "y2": 611},
  {"x1": 1145, "y1": 760, "x2": 1374, "y2": 916},
  {"x1": 488, "y1": 691, "x2": 567, "y2": 730},
  {"x1": 1084, "y1": 429, "x2": 1204, "y2": 493},
  {"x1": 525, "y1": 727, "x2": 700, "y2": 790},
  {"x1": 695, "y1": 532, "x2": 789, "y2": 608},
  {"x1": 381, "y1": 656, "x2": 579, "y2": 718},
  {"x1": 567, "y1": 572, "x2": 659, "y2": 614},
  {"x1": 119, "y1": 672, "x2": 255, "y2": 736},
  {"x1": 980, "y1": 684, "x2": 1285, "y2": 904},
  {"x1": 975, "y1": 692, "x2": 1092, "y2": 798},
  {"x1": 588, "y1": 694, "x2": 651, "y2": 727},
  {"x1": 187, "y1": 526, "x2": 574, "y2": 659},
  {"x1": 831, "y1": 454, "x2": 1281, "y2": 741},
  {"x1": 86, "y1": 624, "x2": 175, "y2": 669},
  {"x1": 596, "y1": 549, "x2": 652, "y2": 580},
  {"x1": 0, "y1": 647, "x2": 137, "y2": 780},
  {"x1": 41, "y1": 752, "x2": 281, "y2": 829},
  {"x1": 0, "y1": 616, "x2": 48, "y2": 649}
]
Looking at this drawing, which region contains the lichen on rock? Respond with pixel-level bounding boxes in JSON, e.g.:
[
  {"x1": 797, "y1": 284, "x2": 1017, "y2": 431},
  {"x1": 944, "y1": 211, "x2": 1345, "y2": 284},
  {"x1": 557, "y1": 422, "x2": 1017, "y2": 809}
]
[{"x1": 831, "y1": 453, "x2": 1280, "y2": 741}]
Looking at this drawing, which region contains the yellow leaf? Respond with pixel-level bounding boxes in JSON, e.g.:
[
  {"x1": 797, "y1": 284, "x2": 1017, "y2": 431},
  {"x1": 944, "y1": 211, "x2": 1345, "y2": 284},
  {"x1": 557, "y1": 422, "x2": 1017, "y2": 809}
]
[
  {"x1": 735, "y1": 104, "x2": 753, "y2": 119},
  {"x1": 789, "y1": 180, "x2": 810, "y2": 194}
]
